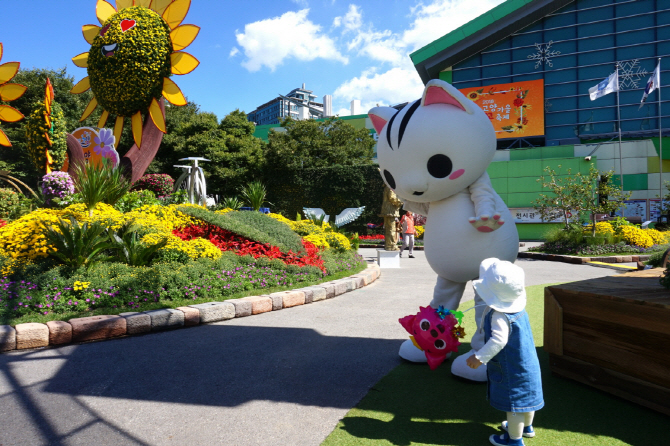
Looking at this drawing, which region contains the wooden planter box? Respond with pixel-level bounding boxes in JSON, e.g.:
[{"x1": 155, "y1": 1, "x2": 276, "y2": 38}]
[{"x1": 544, "y1": 269, "x2": 670, "y2": 416}]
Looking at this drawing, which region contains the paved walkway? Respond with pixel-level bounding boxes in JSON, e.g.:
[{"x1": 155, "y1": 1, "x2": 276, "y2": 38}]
[{"x1": 0, "y1": 248, "x2": 618, "y2": 446}]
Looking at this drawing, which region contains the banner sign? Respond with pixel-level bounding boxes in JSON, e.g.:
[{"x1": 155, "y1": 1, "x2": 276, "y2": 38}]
[
  {"x1": 61, "y1": 127, "x2": 120, "y2": 171},
  {"x1": 509, "y1": 207, "x2": 568, "y2": 224},
  {"x1": 615, "y1": 199, "x2": 648, "y2": 219},
  {"x1": 459, "y1": 79, "x2": 545, "y2": 139}
]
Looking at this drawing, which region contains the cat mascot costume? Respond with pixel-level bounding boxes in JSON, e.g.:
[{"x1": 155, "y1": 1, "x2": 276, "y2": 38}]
[{"x1": 369, "y1": 79, "x2": 519, "y2": 382}]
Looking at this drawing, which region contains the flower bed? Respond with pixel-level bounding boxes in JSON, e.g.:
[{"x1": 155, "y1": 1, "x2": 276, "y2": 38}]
[{"x1": 0, "y1": 205, "x2": 366, "y2": 325}]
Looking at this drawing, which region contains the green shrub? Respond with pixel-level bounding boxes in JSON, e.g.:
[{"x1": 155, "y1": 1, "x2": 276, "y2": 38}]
[
  {"x1": 114, "y1": 189, "x2": 160, "y2": 213},
  {"x1": 41, "y1": 216, "x2": 114, "y2": 269},
  {"x1": 71, "y1": 159, "x2": 132, "y2": 217},
  {"x1": 109, "y1": 221, "x2": 168, "y2": 266},
  {"x1": 0, "y1": 188, "x2": 20, "y2": 220},
  {"x1": 240, "y1": 181, "x2": 271, "y2": 211},
  {"x1": 131, "y1": 173, "x2": 174, "y2": 197}
]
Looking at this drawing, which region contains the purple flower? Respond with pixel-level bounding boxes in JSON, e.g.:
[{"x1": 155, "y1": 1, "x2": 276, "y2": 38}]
[{"x1": 93, "y1": 128, "x2": 115, "y2": 156}]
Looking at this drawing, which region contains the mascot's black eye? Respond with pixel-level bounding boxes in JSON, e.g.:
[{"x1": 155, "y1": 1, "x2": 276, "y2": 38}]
[
  {"x1": 383, "y1": 169, "x2": 396, "y2": 189},
  {"x1": 427, "y1": 154, "x2": 453, "y2": 178},
  {"x1": 434, "y1": 339, "x2": 446, "y2": 350},
  {"x1": 420, "y1": 319, "x2": 430, "y2": 331}
]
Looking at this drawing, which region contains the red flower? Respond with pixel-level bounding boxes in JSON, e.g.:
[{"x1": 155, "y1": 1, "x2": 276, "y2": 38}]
[
  {"x1": 513, "y1": 98, "x2": 524, "y2": 107},
  {"x1": 173, "y1": 224, "x2": 326, "y2": 272},
  {"x1": 0, "y1": 219, "x2": 6, "y2": 228}
]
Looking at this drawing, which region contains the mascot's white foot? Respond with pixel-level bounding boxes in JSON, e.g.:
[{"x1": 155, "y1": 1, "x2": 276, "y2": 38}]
[
  {"x1": 399, "y1": 339, "x2": 452, "y2": 363},
  {"x1": 451, "y1": 350, "x2": 488, "y2": 382}
]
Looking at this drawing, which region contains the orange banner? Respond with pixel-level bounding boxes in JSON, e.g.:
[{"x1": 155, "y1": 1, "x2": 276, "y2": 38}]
[
  {"x1": 61, "y1": 127, "x2": 120, "y2": 171},
  {"x1": 459, "y1": 79, "x2": 544, "y2": 139}
]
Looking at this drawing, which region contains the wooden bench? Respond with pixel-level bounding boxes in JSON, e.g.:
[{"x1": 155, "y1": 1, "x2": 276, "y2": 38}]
[{"x1": 544, "y1": 269, "x2": 670, "y2": 416}]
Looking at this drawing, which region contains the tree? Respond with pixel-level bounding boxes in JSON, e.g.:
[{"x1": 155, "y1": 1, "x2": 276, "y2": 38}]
[
  {"x1": 0, "y1": 67, "x2": 96, "y2": 185},
  {"x1": 147, "y1": 106, "x2": 263, "y2": 197},
  {"x1": 264, "y1": 116, "x2": 375, "y2": 171},
  {"x1": 533, "y1": 164, "x2": 629, "y2": 235}
]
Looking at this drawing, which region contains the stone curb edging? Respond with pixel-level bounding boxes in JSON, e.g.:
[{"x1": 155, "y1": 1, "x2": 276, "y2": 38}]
[
  {"x1": 518, "y1": 251, "x2": 651, "y2": 264},
  {"x1": 0, "y1": 264, "x2": 381, "y2": 354}
]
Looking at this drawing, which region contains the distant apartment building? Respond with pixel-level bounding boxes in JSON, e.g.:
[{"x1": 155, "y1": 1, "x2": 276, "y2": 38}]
[{"x1": 247, "y1": 84, "x2": 326, "y2": 125}]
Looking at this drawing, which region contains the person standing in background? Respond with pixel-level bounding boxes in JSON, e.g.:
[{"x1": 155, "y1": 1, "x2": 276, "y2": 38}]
[{"x1": 400, "y1": 210, "x2": 416, "y2": 258}]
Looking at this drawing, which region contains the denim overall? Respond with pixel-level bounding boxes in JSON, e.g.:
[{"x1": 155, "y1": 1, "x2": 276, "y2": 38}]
[{"x1": 485, "y1": 309, "x2": 544, "y2": 413}]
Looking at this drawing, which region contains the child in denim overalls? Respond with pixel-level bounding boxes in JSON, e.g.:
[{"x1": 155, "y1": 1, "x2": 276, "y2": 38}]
[{"x1": 466, "y1": 258, "x2": 544, "y2": 446}]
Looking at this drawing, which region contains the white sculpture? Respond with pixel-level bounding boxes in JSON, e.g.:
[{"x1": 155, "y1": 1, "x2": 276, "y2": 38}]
[
  {"x1": 173, "y1": 157, "x2": 209, "y2": 206},
  {"x1": 303, "y1": 206, "x2": 366, "y2": 228},
  {"x1": 368, "y1": 79, "x2": 519, "y2": 381}
]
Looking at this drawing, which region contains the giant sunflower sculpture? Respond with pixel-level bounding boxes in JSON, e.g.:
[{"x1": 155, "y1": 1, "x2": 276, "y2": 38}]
[
  {"x1": 0, "y1": 43, "x2": 27, "y2": 147},
  {"x1": 70, "y1": 0, "x2": 200, "y2": 148}
]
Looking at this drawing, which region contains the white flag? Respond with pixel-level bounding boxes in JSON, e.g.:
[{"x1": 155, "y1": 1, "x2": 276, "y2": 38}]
[
  {"x1": 589, "y1": 72, "x2": 619, "y2": 101},
  {"x1": 639, "y1": 61, "x2": 661, "y2": 109}
]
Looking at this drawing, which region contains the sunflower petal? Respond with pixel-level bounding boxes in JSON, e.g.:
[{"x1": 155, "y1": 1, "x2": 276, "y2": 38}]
[
  {"x1": 152, "y1": 0, "x2": 172, "y2": 15},
  {"x1": 98, "y1": 110, "x2": 109, "y2": 128},
  {"x1": 70, "y1": 77, "x2": 91, "y2": 94},
  {"x1": 0, "y1": 83, "x2": 27, "y2": 102},
  {"x1": 72, "y1": 52, "x2": 90, "y2": 68},
  {"x1": 149, "y1": 97, "x2": 166, "y2": 133},
  {"x1": 116, "y1": 0, "x2": 133, "y2": 10},
  {"x1": 0, "y1": 43, "x2": 3, "y2": 63},
  {"x1": 97, "y1": 0, "x2": 117, "y2": 25},
  {"x1": 135, "y1": 0, "x2": 152, "y2": 7},
  {"x1": 83, "y1": 25, "x2": 102, "y2": 45},
  {"x1": 80, "y1": 97, "x2": 98, "y2": 122},
  {"x1": 131, "y1": 111, "x2": 143, "y2": 148},
  {"x1": 0, "y1": 128, "x2": 11, "y2": 147},
  {"x1": 170, "y1": 52, "x2": 199, "y2": 75},
  {"x1": 114, "y1": 116, "x2": 124, "y2": 146},
  {"x1": 162, "y1": 77, "x2": 187, "y2": 105},
  {"x1": 0, "y1": 62, "x2": 20, "y2": 85},
  {"x1": 170, "y1": 24, "x2": 200, "y2": 51},
  {"x1": 0, "y1": 104, "x2": 24, "y2": 123},
  {"x1": 162, "y1": 0, "x2": 190, "y2": 30}
]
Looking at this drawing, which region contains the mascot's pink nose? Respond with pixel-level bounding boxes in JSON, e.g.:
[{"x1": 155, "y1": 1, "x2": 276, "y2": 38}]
[{"x1": 449, "y1": 169, "x2": 465, "y2": 180}]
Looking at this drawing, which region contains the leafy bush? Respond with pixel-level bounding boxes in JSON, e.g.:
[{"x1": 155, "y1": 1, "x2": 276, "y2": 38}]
[
  {"x1": 240, "y1": 181, "x2": 271, "y2": 211},
  {"x1": 109, "y1": 220, "x2": 168, "y2": 266},
  {"x1": 0, "y1": 188, "x2": 20, "y2": 219},
  {"x1": 72, "y1": 159, "x2": 131, "y2": 217},
  {"x1": 132, "y1": 173, "x2": 174, "y2": 198},
  {"x1": 114, "y1": 189, "x2": 160, "y2": 213},
  {"x1": 41, "y1": 216, "x2": 114, "y2": 269},
  {"x1": 220, "y1": 196, "x2": 243, "y2": 210}
]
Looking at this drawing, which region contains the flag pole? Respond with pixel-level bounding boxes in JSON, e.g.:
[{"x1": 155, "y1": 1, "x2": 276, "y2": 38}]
[
  {"x1": 659, "y1": 57, "x2": 664, "y2": 217},
  {"x1": 616, "y1": 63, "x2": 623, "y2": 189}
]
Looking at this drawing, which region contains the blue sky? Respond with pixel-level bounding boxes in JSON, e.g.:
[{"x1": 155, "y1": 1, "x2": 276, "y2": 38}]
[{"x1": 0, "y1": 0, "x2": 503, "y2": 120}]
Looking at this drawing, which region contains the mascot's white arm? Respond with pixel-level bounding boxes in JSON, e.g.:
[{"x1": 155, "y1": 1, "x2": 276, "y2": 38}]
[
  {"x1": 401, "y1": 201, "x2": 430, "y2": 217},
  {"x1": 468, "y1": 172, "x2": 505, "y2": 232}
]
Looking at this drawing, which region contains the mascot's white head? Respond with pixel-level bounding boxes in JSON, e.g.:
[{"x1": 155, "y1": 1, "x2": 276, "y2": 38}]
[{"x1": 369, "y1": 79, "x2": 496, "y2": 203}]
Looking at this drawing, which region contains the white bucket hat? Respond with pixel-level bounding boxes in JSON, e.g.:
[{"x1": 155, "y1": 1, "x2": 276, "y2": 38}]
[{"x1": 472, "y1": 258, "x2": 526, "y2": 313}]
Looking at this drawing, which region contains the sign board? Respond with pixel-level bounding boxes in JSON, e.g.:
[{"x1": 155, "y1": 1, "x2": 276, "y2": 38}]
[
  {"x1": 61, "y1": 127, "x2": 120, "y2": 171},
  {"x1": 509, "y1": 208, "x2": 567, "y2": 224},
  {"x1": 615, "y1": 199, "x2": 648, "y2": 219},
  {"x1": 458, "y1": 79, "x2": 545, "y2": 139}
]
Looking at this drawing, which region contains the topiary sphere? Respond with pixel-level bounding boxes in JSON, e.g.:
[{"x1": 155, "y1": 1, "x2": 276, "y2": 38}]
[{"x1": 88, "y1": 6, "x2": 172, "y2": 117}]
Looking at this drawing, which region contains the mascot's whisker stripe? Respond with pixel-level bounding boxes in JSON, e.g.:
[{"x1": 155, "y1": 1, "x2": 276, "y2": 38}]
[
  {"x1": 398, "y1": 100, "x2": 421, "y2": 149},
  {"x1": 386, "y1": 111, "x2": 399, "y2": 150}
]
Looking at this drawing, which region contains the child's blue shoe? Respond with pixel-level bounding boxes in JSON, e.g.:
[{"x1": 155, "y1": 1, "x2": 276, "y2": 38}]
[
  {"x1": 489, "y1": 432, "x2": 524, "y2": 446},
  {"x1": 501, "y1": 420, "x2": 535, "y2": 438}
]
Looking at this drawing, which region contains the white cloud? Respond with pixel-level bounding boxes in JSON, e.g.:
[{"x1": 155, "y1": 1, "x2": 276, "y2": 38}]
[
  {"x1": 235, "y1": 9, "x2": 348, "y2": 72},
  {"x1": 229, "y1": 47, "x2": 239, "y2": 57},
  {"x1": 332, "y1": 0, "x2": 505, "y2": 111},
  {"x1": 334, "y1": 65, "x2": 425, "y2": 112},
  {"x1": 333, "y1": 4, "x2": 362, "y2": 32}
]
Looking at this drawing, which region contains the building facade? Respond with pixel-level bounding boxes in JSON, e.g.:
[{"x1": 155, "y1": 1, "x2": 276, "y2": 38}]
[
  {"x1": 411, "y1": 0, "x2": 670, "y2": 238},
  {"x1": 247, "y1": 84, "x2": 324, "y2": 126}
]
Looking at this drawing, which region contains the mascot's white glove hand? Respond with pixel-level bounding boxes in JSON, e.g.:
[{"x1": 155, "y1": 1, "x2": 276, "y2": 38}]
[{"x1": 468, "y1": 213, "x2": 505, "y2": 233}]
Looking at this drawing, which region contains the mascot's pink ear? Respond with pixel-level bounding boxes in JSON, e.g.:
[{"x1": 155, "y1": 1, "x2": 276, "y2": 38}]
[
  {"x1": 421, "y1": 79, "x2": 474, "y2": 114},
  {"x1": 398, "y1": 314, "x2": 416, "y2": 335},
  {"x1": 368, "y1": 106, "x2": 398, "y2": 134}
]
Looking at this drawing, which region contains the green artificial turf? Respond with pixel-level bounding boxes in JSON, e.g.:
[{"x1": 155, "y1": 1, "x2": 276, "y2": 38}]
[{"x1": 322, "y1": 284, "x2": 667, "y2": 446}]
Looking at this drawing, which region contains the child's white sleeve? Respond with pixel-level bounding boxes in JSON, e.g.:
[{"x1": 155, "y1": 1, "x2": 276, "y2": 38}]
[{"x1": 475, "y1": 311, "x2": 510, "y2": 364}]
